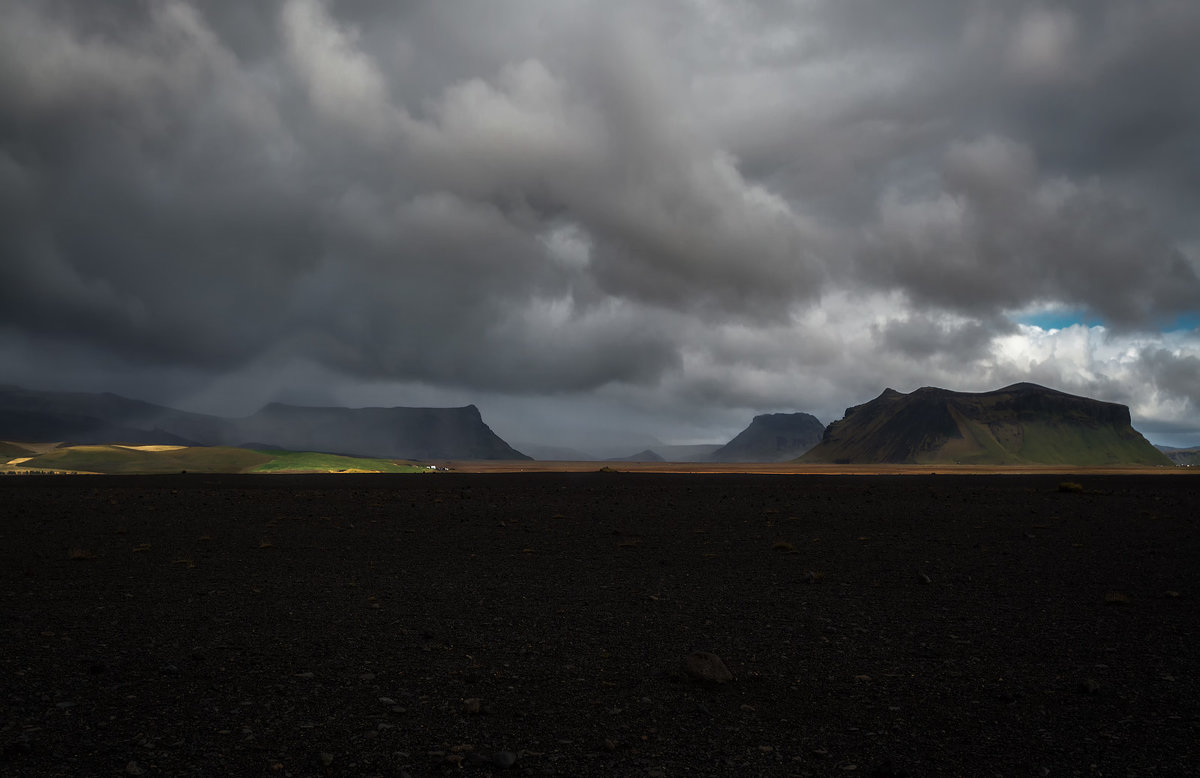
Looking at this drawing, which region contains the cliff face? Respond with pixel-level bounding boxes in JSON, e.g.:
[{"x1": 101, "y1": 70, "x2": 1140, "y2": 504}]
[
  {"x1": 710, "y1": 412, "x2": 825, "y2": 462},
  {"x1": 802, "y1": 383, "x2": 1172, "y2": 466},
  {"x1": 0, "y1": 386, "x2": 529, "y2": 460}
]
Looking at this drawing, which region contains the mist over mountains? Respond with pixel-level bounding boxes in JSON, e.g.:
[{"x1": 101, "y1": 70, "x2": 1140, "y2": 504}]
[{"x1": 0, "y1": 385, "x2": 526, "y2": 461}]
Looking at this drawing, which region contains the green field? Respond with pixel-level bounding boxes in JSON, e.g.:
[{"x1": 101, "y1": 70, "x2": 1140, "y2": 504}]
[
  {"x1": 247, "y1": 450, "x2": 427, "y2": 473},
  {"x1": 1, "y1": 444, "x2": 429, "y2": 475}
]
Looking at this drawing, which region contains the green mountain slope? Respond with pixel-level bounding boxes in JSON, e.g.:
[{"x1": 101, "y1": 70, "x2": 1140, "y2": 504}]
[{"x1": 801, "y1": 383, "x2": 1172, "y2": 466}]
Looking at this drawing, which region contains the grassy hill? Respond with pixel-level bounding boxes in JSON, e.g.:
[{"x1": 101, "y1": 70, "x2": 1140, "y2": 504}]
[
  {"x1": 801, "y1": 383, "x2": 1173, "y2": 466},
  {"x1": 0, "y1": 441, "x2": 34, "y2": 458},
  {"x1": 2, "y1": 444, "x2": 428, "y2": 474}
]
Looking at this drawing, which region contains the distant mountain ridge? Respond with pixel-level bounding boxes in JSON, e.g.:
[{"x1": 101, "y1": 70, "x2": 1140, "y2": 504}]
[
  {"x1": 801, "y1": 383, "x2": 1170, "y2": 466},
  {"x1": 0, "y1": 386, "x2": 528, "y2": 461},
  {"x1": 709, "y1": 412, "x2": 825, "y2": 462},
  {"x1": 1157, "y1": 445, "x2": 1200, "y2": 466}
]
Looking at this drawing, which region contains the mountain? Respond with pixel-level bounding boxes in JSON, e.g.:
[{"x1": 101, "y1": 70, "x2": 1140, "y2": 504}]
[
  {"x1": 1157, "y1": 446, "x2": 1200, "y2": 466},
  {"x1": 709, "y1": 412, "x2": 825, "y2": 462},
  {"x1": 0, "y1": 385, "x2": 219, "y2": 445},
  {"x1": 800, "y1": 383, "x2": 1172, "y2": 466},
  {"x1": 233, "y1": 402, "x2": 528, "y2": 460},
  {"x1": 0, "y1": 386, "x2": 529, "y2": 461}
]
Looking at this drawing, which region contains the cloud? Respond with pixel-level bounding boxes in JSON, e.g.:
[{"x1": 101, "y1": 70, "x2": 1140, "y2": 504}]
[
  {"x1": 1, "y1": 0, "x2": 1198, "y2": 447},
  {"x1": 860, "y1": 135, "x2": 1200, "y2": 328}
]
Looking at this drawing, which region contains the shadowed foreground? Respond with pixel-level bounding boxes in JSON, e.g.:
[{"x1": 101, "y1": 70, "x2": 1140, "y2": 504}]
[{"x1": 1, "y1": 473, "x2": 1197, "y2": 776}]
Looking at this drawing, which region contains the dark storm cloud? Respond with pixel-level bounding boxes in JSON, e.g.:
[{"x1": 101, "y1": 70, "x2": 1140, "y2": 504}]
[
  {"x1": 1138, "y1": 347, "x2": 1200, "y2": 410},
  {"x1": 1, "y1": 0, "x2": 1198, "y2": 440},
  {"x1": 860, "y1": 135, "x2": 1200, "y2": 328},
  {"x1": 873, "y1": 311, "x2": 1012, "y2": 361},
  {"x1": 0, "y1": 0, "x2": 823, "y2": 396}
]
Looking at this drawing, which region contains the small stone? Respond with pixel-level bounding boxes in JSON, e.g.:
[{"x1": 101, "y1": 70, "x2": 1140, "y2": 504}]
[
  {"x1": 917, "y1": 572, "x2": 932, "y2": 585},
  {"x1": 378, "y1": 697, "x2": 396, "y2": 706},
  {"x1": 1078, "y1": 678, "x2": 1101, "y2": 695},
  {"x1": 492, "y1": 750, "x2": 518, "y2": 769},
  {"x1": 125, "y1": 762, "x2": 145, "y2": 776},
  {"x1": 685, "y1": 651, "x2": 733, "y2": 683},
  {"x1": 462, "y1": 697, "x2": 482, "y2": 714},
  {"x1": 318, "y1": 751, "x2": 334, "y2": 766}
]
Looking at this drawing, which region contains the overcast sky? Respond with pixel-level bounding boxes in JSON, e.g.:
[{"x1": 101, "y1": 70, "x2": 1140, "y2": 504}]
[{"x1": 2, "y1": 0, "x2": 1199, "y2": 449}]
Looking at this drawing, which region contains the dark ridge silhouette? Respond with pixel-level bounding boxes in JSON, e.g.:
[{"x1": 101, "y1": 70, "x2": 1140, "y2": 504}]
[{"x1": 709, "y1": 412, "x2": 825, "y2": 462}]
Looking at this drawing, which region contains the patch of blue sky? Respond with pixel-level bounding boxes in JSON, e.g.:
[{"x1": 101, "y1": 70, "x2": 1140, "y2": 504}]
[
  {"x1": 1013, "y1": 308, "x2": 1198, "y2": 333},
  {"x1": 1014, "y1": 308, "x2": 1102, "y2": 331},
  {"x1": 1165, "y1": 312, "x2": 1200, "y2": 332}
]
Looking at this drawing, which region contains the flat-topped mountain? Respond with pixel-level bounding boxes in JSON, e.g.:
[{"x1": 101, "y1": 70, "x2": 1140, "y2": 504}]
[
  {"x1": 0, "y1": 386, "x2": 528, "y2": 461},
  {"x1": 238, "y1": 402, "x2": 527, "y2": 461},
  {"x1": 710, "y1": 412, "x2": 825, "y2": 462},
  {"x1": 801, "y1": 383, "x2": 1171, "y2": 466}
]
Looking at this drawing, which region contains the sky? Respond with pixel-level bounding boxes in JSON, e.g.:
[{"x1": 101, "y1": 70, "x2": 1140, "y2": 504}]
[{"x1": 2, "y1": 0, "x2": 1199, "y2": 450}]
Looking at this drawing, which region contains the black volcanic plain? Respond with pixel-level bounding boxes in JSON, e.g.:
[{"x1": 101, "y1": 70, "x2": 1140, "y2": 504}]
[{"x1": 2, "y1": 471, "x2": 1197, "y2": 776}]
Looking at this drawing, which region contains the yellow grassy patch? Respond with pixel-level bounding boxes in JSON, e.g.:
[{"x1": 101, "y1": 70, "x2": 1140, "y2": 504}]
[{"x1": 115, "y1": 445, "x2": 187, "y2": 452}]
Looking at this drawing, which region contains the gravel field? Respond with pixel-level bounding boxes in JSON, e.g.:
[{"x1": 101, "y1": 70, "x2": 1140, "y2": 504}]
[{"x1": 1, "y1": 472, "x2": 1198, "y2": 777}]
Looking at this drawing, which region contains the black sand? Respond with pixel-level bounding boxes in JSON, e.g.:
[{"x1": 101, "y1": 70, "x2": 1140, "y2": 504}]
[{"x1": 1, "y1": 473, "x2": 1198, "y2": 776}]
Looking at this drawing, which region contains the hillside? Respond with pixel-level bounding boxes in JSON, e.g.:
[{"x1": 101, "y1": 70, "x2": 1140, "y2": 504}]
[
  {"x1": 710, "y1": 412, "x2": 825, "y2": 462},
  {"x1": 0, "y1": 385, "x2": 225, "y2": 444},
  {"x1": 801, "y1": 383, "x2": 1172, "y2": 466}
]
